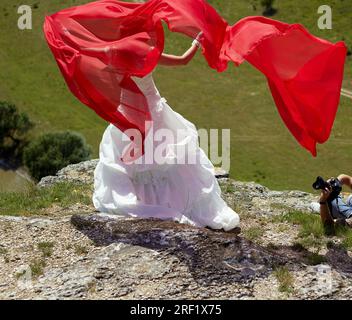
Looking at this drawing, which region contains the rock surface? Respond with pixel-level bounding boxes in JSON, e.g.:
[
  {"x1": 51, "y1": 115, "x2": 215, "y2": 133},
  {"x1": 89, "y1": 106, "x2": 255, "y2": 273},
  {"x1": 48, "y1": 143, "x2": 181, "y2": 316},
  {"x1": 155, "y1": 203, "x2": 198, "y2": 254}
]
[
  {"x1": 37, "y1": 160, "x2": 229, "y2": 187},
  {"x1": 1, "y1": 160, "x2": 351, "y2": 300},
  {"x1": 38, "y1": 160, "x2": 99, "y2": 188}
]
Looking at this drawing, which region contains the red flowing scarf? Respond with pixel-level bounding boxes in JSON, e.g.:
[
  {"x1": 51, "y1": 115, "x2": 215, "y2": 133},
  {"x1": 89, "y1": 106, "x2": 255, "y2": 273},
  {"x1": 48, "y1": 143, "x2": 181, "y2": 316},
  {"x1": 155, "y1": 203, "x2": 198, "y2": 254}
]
[{"x1": 43, "y1": 0, "x2": 347, "y2": 157}]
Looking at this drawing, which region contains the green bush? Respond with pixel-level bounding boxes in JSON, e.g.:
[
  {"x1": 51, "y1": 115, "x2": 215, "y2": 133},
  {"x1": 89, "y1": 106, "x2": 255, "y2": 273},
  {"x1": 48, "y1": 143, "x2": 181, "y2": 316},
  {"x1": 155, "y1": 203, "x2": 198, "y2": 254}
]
[
  {"x1": 261, "y1": 0, "x2": 275, "y2": 8},
  {"x1": 261, "y1": 0, "x2": 277, "y2": 16},
  {"x1": 23, "y1": 131, "x2": 91, "y2": 181},
  {"x1": 0, "y1": 101, "x2": 34, "y2": 160}
]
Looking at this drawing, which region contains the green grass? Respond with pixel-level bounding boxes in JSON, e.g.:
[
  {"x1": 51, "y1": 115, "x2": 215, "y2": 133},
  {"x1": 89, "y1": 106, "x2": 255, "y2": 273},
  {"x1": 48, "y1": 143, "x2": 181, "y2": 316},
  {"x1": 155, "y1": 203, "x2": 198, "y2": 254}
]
[
  {"x1": 335, "y1": 224, "x2": 352, "y2": 250},
  {"x1": 74, "y1": 244, "x2": 89, "y2": 256},
  {"x1": 37, "y1": 241, "x2": 54, "y2": 258},
  {"x1": 273, "y1": 211, "x2": 326, "y2": 257},
  {"x1": 273, "y1": 266, "x2": 295, "y2": 294},
  {"x1": 306, "y1": 252, "x2": 327, "y2": 265},
  {"x1": 275, "y1": 210, "x2": 352, "y2": 252},
  {"x1": 0, "y1": 181, "x2": 92, "y2": 216},
  {"x1": 273, "y1": 211, "x2": 325, "y2": 239},
  {"x1": 220, "y1": 182, "x2": 236, "y2": 194},
  {"x1": 291, "y1": 241, "x2": 327, "y2": 264},
  {"x1": 342, "y1": 235, "x2": 352, "y2": 249},
  {"x1": 0, "y1": 0, "x2": 351, "y2": 191},
  {"x1": 29, "y1": 258, "x2": 46, "y2": 278},
  {"x1": 270, "y1": 203, "x2": 292, "y2": 213},
  {"x1": 244, "y1": 226, "x2": 265, "y2": 241}
]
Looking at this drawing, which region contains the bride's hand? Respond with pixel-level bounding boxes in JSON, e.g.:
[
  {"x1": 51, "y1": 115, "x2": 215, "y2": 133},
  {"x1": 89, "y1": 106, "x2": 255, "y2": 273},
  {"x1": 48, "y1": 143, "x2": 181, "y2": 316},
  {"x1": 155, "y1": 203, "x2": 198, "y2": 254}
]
[
  {"x1": 195, "y1": 31, "x2": 203, "y2": 42},
  {"x1": 191, "y1": 32, "x2": 203, "y2": 49}
]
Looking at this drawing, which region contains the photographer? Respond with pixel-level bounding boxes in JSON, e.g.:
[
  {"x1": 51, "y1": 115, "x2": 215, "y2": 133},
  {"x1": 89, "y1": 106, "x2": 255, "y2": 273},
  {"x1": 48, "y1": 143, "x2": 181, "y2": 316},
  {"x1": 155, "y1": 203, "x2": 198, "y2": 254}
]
[{"x1": 319, "y1": 174, "x2": 352, "y2": 228}]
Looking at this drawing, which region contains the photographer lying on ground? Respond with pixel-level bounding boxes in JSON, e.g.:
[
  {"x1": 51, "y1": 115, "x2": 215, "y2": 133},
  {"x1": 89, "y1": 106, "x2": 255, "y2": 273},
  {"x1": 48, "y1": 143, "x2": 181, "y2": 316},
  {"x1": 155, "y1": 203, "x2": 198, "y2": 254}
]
[{"x1": 314, "y1": 174, "x2": 352, "y2": 230}]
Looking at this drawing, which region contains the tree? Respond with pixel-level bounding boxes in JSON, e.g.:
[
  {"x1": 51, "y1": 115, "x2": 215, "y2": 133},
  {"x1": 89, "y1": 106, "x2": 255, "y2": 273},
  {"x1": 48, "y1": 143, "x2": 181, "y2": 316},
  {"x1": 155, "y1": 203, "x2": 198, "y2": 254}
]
[
  {"x1": 23, "y1": 131, "x2": 91, "y2": 181},
  {"x1": 0, "y1": 101, "x2": 34, "y2": 162},
  {"x1": 261, "y1": 0, "x2": 277, "y2": 16}
]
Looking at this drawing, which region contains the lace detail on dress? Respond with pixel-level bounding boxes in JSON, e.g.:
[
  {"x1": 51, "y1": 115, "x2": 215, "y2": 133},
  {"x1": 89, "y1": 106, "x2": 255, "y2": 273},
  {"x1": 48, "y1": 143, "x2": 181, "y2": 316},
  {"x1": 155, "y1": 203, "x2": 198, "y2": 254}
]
[
  {"x1": 131, "y1": 73, "x2": 159, "y2": 97},
  {"x1": 156, "y1": 98, "x2": 167, "y2": 112},
  {"x1": 131, "y1": 73, "x2": 165, "y2": 114},
  {"x1": 131, "y1": 169, "x2": 168, "y2": 185}
]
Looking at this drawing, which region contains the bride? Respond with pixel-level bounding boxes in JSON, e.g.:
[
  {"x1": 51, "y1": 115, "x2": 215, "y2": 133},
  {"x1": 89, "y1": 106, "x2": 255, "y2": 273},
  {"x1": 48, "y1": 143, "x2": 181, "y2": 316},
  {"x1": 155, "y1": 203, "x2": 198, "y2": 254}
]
[
  {"x1": 44, "y1": 0, "x2": 346, "y2": 235},
  {"x1": 91, "y1": 34, "x2": 240, "y2": 232}
]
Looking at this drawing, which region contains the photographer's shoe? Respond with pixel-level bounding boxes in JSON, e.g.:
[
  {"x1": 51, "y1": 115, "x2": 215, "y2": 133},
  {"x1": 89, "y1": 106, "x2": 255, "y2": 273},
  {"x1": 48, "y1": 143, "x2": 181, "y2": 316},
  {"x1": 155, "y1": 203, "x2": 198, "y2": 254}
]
[
  {"x1": 345, "y1": 217, "x2": 352, "y2": 228},
  {"x1": 335, "y1": 218, "x2": 347, "y2": 227}
]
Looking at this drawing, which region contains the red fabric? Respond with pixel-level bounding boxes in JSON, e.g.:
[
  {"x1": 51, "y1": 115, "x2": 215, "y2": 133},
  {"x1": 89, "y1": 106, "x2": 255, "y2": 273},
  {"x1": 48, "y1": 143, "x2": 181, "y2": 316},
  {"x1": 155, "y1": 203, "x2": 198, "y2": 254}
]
[{"x1": 43, "y1": 0, "x2": 347, "y2": 156}]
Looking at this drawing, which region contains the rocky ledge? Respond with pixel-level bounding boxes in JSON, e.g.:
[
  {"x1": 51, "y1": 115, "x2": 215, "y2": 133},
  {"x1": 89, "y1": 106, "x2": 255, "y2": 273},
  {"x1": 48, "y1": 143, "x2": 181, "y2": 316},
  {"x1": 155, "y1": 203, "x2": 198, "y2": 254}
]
[{"x1": 0, "y1": 160, "x2": 351, "y2": 300}]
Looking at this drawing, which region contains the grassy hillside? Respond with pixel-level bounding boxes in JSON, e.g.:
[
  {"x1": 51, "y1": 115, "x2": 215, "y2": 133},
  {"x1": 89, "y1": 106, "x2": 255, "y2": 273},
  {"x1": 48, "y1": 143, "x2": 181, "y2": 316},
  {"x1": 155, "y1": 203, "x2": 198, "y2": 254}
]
[{"x1": 0, "y1": 0, "x2": 351, "y2": 191}]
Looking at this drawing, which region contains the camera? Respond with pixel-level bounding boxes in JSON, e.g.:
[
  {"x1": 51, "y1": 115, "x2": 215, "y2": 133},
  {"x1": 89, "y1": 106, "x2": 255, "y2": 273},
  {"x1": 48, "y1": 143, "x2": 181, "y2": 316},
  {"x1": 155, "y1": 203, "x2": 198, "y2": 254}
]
[{"x1": 312, "y1": 176, "x2": 342, "y2": 201}]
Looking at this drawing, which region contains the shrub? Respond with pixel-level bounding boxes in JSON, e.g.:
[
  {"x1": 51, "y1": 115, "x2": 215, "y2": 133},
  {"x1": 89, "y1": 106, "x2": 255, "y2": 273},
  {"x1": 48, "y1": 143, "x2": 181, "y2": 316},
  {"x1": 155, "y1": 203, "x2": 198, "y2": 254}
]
[
  {"x1": 261, "y1": 0, "x2": 274, "y2": 9},
  {"x1": 0, "y1": 101, "x2": 34, "y2": 161},
  {"x1": 261, "y1": 0, "x2": 277, "y2": 16},
  {"x1": 23, "y1": 131, "x2": 91, "y2": 181}
]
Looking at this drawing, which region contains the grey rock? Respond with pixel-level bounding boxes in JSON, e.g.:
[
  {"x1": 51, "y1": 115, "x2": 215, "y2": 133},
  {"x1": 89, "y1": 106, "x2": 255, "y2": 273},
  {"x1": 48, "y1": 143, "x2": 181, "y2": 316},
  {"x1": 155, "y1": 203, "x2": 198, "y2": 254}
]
[
  {"x1": 226, "y1": 180, "x2": 318, "y2": 216},
  {"x1": 1, "y1": 159, "x2": 351, "y2": 300},
  {"x1": 38, "y1": 160, "x2": 229, "y2": 188},
  {"x1": 26, "y1": 218, "x2": 54, "y2": 229},
  {"x1": 38, "y1": 159, "x2": 99, "y2": 187},
  {"x1": 70, "y1": 213, "x2": 286, "y2": 293},
  {"x1": 34, "y1": 267, "x2": 96, "y2": 299},
  {"x1": 0, "y1": 216, "x2": 26, "y2": 223}
]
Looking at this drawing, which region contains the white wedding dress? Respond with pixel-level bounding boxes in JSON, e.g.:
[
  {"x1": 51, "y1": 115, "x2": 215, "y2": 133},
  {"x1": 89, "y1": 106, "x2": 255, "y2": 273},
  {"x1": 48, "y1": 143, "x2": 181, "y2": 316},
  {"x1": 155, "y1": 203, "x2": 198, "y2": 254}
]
[{"x1": 92, "y1": 72, "x2": 240, "y2": 231}]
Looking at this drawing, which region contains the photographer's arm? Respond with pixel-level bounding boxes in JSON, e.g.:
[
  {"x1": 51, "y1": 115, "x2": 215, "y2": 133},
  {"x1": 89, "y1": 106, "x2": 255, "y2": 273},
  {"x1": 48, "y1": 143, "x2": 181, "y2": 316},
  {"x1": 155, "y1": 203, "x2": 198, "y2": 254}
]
[
  {"x1": 337, "y1": 174, "x2": 352, "y2": 189},
  {"x1": 319, "y1": 188, "x2": 334, "y2": 227}
]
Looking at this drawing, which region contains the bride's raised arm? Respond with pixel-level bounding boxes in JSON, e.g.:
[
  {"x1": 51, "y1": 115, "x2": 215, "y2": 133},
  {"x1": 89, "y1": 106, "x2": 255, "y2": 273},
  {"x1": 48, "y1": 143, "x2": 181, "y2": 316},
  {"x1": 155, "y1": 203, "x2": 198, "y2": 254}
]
[
  {"x1": 158, "y1": 32, "x2": 203, "y2": 67},
  {"x1": 158, "y1": 43, "x2": 199, "y2": 66},
  {"x1": 81, "y1": 33, "x2": 203, "y2": 67}
]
